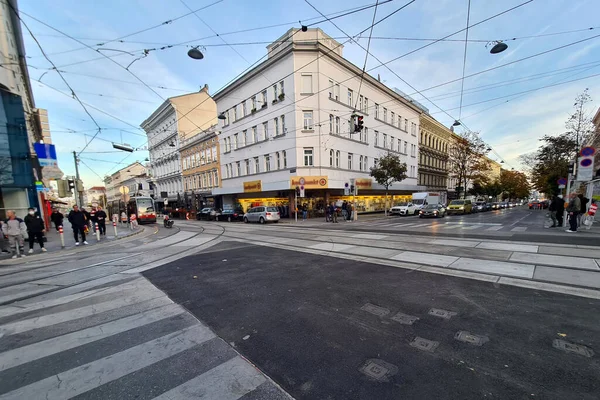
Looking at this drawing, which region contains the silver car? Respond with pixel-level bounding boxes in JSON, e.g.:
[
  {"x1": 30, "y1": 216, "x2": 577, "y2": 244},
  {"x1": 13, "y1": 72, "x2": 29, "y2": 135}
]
[{"x1": 243, "y1": 206, "x2": 280, "y2": 224}]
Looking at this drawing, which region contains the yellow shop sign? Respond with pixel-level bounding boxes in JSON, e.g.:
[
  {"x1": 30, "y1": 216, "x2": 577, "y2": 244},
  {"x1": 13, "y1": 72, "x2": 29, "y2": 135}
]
[
  {"x1": 243, "y1": 180, "x2": 262, "y2": 193},
  {"x1": 290, "y1": 176, "x2": 328, "y2": 189}
]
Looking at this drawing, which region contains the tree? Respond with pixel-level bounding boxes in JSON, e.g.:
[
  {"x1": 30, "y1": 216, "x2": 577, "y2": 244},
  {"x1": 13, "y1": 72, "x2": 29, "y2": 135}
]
[
  {"x1": 370, "y1": 152, "x2": 407, "y2": 216},
  {"x1": 565, "y1": 88, "x2": 594, "y2": 150},
  {"x1": 499, "y1": 169, "x2": 530, "y2": 200},
  {"x1": 448, "y1": 131, "x2": 490, "y2": 198}
]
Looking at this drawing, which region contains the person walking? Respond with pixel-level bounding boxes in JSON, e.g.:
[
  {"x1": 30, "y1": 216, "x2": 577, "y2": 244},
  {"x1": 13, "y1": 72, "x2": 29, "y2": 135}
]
[
  {"x1": 50, "y1": 207, "x2": 64, "y2": 231},
  {"x1": 556, "y1": 195, "x2": 565, "y2": 227},
  {"x1": 302, "y1": 204, "x2": 308, "y2": 221},
  {"x1": 577, "y1": 194, "x2": 589, "y2": 227},
  {"x1": 24, "y1": 207, "x2": 46, "y2": 253},
  {"x1": 330, "y1": 203, "x2": 338, "y2": 223},
  {"x1": 341, "y1": 201, "x2": 348, "y2": 221},
  {"x1": 566, "y1": 193, "x2": 581, "y2": 233},
  {"x1": 89, "y1": 207, "x2": 98, "y2": 233},
  {"x1": 96, "y1": 206, "x2": 107, "y2": 235},
  {"x1": 549, "y1": 195, "x2": 559, "y2": 227},
  {"x1": 68, "y1": 205, "x2": 89, "y2": 245},
  {"x1": 2, "y1": 210, "x2": 26, "y2": 258}
]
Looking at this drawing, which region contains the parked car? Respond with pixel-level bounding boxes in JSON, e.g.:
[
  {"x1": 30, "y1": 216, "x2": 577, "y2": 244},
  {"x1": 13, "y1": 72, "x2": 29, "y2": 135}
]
[
  {"x1": 389, "y1": 202, "x2": 418, "y2": 216},
  {"x1": 491, "y1": 202, "x2": 501, "y2": 210},
  {"x1": 218, "y1": 207, "x2": 245, "y2": 222},
  {"x1": 473, "y1": 201, "x2": 488, "y2": 212},
  {"x1": 447, "y1": 199, "x2": 472, "y2": 215},
  {"x1": 419, "y1": 204, "x2": 446, "y2": 218},
  {"x1": 243, "y1": 206, "x2": 280, "y2": 224},
  {"x1": 196, "y1": 207, "x2": 221, "y2": 221}
]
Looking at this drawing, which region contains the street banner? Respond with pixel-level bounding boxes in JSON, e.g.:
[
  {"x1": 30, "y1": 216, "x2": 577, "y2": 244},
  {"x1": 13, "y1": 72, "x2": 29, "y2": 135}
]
[{"x1": 33, "y1": 143, "x2": 58, "y2": 167}]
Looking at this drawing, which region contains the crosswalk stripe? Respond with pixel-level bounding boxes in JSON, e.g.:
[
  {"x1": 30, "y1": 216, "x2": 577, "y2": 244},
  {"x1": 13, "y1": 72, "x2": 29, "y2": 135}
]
[
  {"x1": 0, "y1": 288, "x2": 169, "y2": 336},
  {"x1": 151, "y1": 356, "x2": 266, "y2": 400},
  {"x1": 486, "y1": 226, "x2": 504, "y2": 231},
  {"x1": 462, "y1": 225, "x2": 483, "y2": 230},
  {"x1": 0, "y1": 324, "x2": 215, "y2": 400},
  {"x1": 441, "y1": 225, "x2": 463, "y2": 230},
  {"x1": 511, "y1": 227, "x2": 528, "y2": 232},
  {"x1": 0, "y1": 303, "x2": 184, "y2": 372}
]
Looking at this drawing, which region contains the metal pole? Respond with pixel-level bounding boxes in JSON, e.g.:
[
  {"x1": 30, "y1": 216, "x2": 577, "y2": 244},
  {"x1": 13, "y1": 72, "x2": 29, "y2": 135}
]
[
  {"x1": 295, "y1": 192, "x2": 298, "y2": 223},
  {"x1": 73, "y1": 151, "x2": 83, "y2": 207},
  {"x1": 59, "y1": 225, "x2": 65, "y2": 248},
  {"x1": 95, "y1": 222, "x2": 100, "y2": 241},
  {"x1": 113, "y1": 221, "x2": 118, "y2": 237}
]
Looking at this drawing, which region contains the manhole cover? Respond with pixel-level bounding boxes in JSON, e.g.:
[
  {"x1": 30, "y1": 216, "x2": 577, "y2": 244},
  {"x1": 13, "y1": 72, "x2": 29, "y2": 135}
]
[
  {"x1": 455, "y1": 331, "x2": 489, "y2": 346},
  {"x1": 410, "y1": 337, "x2": 439, "y2": 352},
  {"x1": 391, "y1": 312, "x2": 419, "y2": 325},
  {"x1": 361, "y1": 303, "x2": 390, "y2": 317},
  {"x1": 359, "y1": 358, "x2": 398, "y2": 382},
  {"x1": 553, "y1": 339, "x2": 594, "y2": 358},
  {"x1": 428, "y1": 308, "x2": 457, "y2": 320}
]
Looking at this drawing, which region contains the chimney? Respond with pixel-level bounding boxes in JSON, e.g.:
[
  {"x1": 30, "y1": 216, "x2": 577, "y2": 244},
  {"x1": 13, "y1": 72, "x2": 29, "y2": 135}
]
[{"x1": 200, "y1": 84, "x2": 209, "y2": 93}]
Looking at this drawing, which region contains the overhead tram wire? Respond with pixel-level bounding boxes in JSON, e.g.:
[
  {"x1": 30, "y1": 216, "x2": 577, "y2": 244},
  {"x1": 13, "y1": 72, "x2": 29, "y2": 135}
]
[{"x1": 457, "y1": 0, "x2": 471, "y2": 120}]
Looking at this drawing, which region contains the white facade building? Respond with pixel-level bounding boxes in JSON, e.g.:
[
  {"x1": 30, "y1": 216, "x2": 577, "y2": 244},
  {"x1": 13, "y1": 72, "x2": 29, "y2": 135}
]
[
  {"x1": 103, "y1": 162, "x2": 147, "y2": 202},
  {"x1": 213, "y1": 28, "x2": 423, "y2": 214}
]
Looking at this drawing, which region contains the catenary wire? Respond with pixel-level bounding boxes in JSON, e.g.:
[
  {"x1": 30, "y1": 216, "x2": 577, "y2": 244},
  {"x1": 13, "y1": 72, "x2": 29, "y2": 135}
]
[{"x1": 457, "y1": 0, "x2": 471, "y2": 120}]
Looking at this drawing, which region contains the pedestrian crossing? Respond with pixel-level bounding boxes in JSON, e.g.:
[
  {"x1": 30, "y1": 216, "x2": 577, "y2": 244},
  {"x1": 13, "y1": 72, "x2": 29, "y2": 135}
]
[
  {"x1": 316, "y1": 219, "x2": 532, "y2": 233},
  {"x1": 0, "y1": 275, "x2": 289, "y2": 399}
]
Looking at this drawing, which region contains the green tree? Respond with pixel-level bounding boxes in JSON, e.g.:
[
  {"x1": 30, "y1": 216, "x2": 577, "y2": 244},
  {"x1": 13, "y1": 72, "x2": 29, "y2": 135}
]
[
  {"x1": 370, "y1": 152, "x2": 407, "y2": 216},
  {"x1": 500, "y1": 170, "x2": 530, "y2": 200},
  {"x1": 448, "y1": 131, "x2": 491, "y2": 198}
]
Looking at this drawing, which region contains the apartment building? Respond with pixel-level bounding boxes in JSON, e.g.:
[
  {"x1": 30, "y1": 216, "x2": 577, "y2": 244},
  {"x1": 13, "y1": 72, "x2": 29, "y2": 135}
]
[
  {"x1": 418, "y1": 113, "x2": 452, "y2": 204},
  {"x1": 213, "y1": 28, "x2": 423, "y2": 215},
  {"x1": 103, "y1": 162, "x2": 146, "y2": 202}
]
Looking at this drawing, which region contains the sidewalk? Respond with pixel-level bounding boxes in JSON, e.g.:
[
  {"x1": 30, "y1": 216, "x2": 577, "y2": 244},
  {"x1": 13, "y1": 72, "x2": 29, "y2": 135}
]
[{"x1": 1, "y1": 220, "x2": 145, "y2": 259}]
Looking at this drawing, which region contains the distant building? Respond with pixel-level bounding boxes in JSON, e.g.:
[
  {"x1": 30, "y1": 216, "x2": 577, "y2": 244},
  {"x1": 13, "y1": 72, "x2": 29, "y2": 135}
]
[
  {"x1": 141, "y1": 85, "x2": 218, "y2": 205},
  {"x1": 419, "y1": 114, "x2": 452, "y2": 204},
  {"x1": 84, "y1": 186, "x2": 106, "y2": 206},
  {"x1": 103, "y1": 162, "x2": 147, "y2": 202}
]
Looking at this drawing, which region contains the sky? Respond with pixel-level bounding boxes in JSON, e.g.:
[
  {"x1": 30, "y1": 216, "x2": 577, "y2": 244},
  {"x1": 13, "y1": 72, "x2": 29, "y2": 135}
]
[{"x1": 17, "y1": 0, "x2": 600, "y2": 187}]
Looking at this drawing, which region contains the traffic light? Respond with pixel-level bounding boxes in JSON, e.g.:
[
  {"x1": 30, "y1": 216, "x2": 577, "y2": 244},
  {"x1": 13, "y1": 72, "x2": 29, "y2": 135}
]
[
  {"x1": 67, "y1": 179, "x2": 75, "y2": 191},
  {"x1": 356, "y1": 115, "x2": 364, "y2": 132},
  {"x1": 568, "y1": 163, "x2": 575, "y2": 175},
  {"x1": 295, "y1": 186, "x2": 300, "y2": 197},
  {"x1": 350, "y1": 184, "x2": 355, "y2": 194},
  {"x1": 57, "y1": 179, "x2": 70, "y2": 197},
  {"x1": 76, "y1": 179, "x2": 84, "y2": 192}
]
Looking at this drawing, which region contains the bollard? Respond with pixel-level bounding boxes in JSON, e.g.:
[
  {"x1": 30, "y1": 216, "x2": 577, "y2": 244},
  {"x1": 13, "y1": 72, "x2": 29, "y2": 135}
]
[
  {"x1": 59, "y1": 225, "x2": 65, "y2": 248},
  {"x1": 113, "y1": 221, "x2": 118, "y2": 237},
  {"x1": 95, "y1": 222, "x2": 100, "y2": 241}
]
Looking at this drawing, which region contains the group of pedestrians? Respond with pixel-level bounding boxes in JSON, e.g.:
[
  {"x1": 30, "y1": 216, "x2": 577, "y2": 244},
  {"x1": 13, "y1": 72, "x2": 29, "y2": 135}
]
[
  {"x1": 1, "y1": 208, "x2": 47, "y2": 258},
  {"x1": 549, "y1": 193, "x2": 591, "y2": 233},
  {"x1": 325, "y1": 201, "x2": 354, "y2": 223}
]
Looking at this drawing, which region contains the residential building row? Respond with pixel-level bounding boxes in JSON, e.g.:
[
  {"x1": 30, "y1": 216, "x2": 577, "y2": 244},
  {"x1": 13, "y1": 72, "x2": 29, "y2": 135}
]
[{"x1": 140, "y1": 27, "x2": 502, "y2": 215}]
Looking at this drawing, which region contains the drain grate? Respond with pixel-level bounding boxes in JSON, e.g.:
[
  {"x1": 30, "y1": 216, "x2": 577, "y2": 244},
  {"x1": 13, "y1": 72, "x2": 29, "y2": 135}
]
[
  {"x1": 410, "y1": 336, "x2": 439, "y2": 352},
  {"x1": 361, "y1": 303, "x2": 390, "y2": 317},
  {"x1": 454, "y1": 331, "x2": 489, "y2": 346},
  {"x1": 428, "y1": 308, "x2": 457, "y2": 320},
  {"x1": 391, "y1": 312, "x2": 419, "y2": 325},
  {"x1": 359, "y1": 359, "x2": 398, "y2": 382},
  {"x1": 553, "y1": 339, "x2": 594, "y2": 358}
]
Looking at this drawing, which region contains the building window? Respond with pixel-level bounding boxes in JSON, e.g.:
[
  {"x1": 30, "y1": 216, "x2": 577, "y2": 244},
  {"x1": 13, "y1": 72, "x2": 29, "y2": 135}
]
[
  {"x1": 265, "y1": 154, "x2": 271, "y2": 171},
  {"x1": 301, "y1": 74, "x2": 312, "y2": 93},
  {"x1": 398, "y1": 115, "x2": 402, "y2": 128},
  {"x1": 359, "y1": 95, "x2": 363, "y2": 112},
  {"x1": 304, "y1": 148, "x2": 314, "y2": 166},
  {"x1": 242, "y1": 101, "x2": 247, "y2": 117},
  {"x1": 303, "y1": 111, "x2": 313, "y2": 130},
  {"x1": 329, "y1": 114, "x2": 334, "y2": 133},
  {"x1": 236, "y1": 161, "x2": 241, "y2": 177},
  {"x1": 398, "y1": 138, "x2": 401, "y2": 151},
  {"x1": 252, "y1": 126, "x2": 258, "y2": 142},
  {"x1": 262, "y1": 90, "x2": 267, "y2": 106},
  {"x1": 404, "y1": 141, "x2": 408, "y2": 154},
  {"x1": 245, "y1": 159, "x2": 250, "y2": 175},
  {"x1": 281, "y1": 115, "x2": 285, "y2": 133},
  {"x1": 348, "y1": 89, "x2": 353, "y2": 106},
  {"x1": 411, "y1": 144, "x2": 416, "y2": 157},
  {"x1": 251, "y1": 96, "x2": 257, "y2": 110},
  {"x1": 279, "y1": 80, "x2": 284, "y2": 95},
  {"x1": 383, "y1": 134, "x2": 387, "y2": 148},
  {"x1": 335, "y1": 150, "x2": 340, "y2": 168},
  {"x1": 283, "y1": 150, "x2": 287, "y2": 168},
  {"x1": 363, "y1": 156, "x2": 368, "y2": 171},
  {"x1": 374, "y1": 130, "x2": 379, "y2": 146},
  {"x1": 263, "y1": 122, "x2": 268, "y2": 139},
  {"x1": 375, "y1": 103, "x2": 379, "y2": 119},
  {"x1": 404, "y1": 118, "x2": 408, "y2": 131},
  {"x1": 335, "y1": 117, "x2": 340, "y2": 134},
  {"x1": 242, "y1": 130, "x2": 248, "y2": 147},
  {"x1": 330, "y1": 149, "x2": 334, "y2": 167},
  {"x1": 224, "y1": 110, "x2": 230, "y2": 125},
  {"x1": 274, "y1": 117, "x2": 279, "y2": 136},
  {"x1": 254, "y1": 157, "x2": 260, "y2": 173},
  {"x1": 334, "y1": 83, "x2": 340, "y2": 100},
  {"x1": 233, "y1": 106, "x2": 237, "y2": 121},
  {"x1": 348, "y1": 153, "x2": 353, "y2": 170},
  {"x1": 383, "y1": 108, "x2": 387, "y2": 122},
  {"x1": 276, "y1": 152, "x2": 281, "y2": 169},
  {"x1": 359, "y1": 155, "x2": 364, "y2": 171},
  {"x1": 361, "y1": 127, "x2": 368, "y2": 143},
  {"x1": 390, "y1": 136, "x2": 395, "y2": 151},
  {"x1": 234, "y1": 133, "x2": 239, "y2": 149},
  {"x1": 411, "y1": 122, "x2": 417, "y2": 136},
  {"x1": 273, "y1": 84, "x2": 278, "y2": 99},
  {"x1": 328, "y1": 79, "x2": 334, "y2": 98},
  {"x1": 391, "y1": 112, "x2": 395, "y2": 126},
  {"x1": 364, "y1": 97, "x2": 368, "y2": 113}
]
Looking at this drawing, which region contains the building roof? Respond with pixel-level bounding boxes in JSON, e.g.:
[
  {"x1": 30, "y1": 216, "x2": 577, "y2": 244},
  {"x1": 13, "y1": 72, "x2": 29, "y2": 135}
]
[{"x1": 88, "y1": 186, "x2": 106, "y2": 191}]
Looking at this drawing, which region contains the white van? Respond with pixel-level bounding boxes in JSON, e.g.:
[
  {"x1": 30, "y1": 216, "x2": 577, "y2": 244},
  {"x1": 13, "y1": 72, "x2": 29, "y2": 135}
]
[{"x1": 411, "y1": 192, "x2": 441, "y2": 210}]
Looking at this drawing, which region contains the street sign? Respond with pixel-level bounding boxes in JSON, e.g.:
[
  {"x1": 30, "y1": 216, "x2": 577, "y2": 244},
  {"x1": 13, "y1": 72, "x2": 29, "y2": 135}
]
[
  {"x1": 119, "y1": 186, "x2": 130, "y2": 194},
  {"x1": 299, "y1": 185, "x2": 305, "y2": 198},
  {"x1": 299, "y1": 177, "x2": 306, "y2": 186},
  {"x1": 557, "y1": 178, "x2": 567, "y2": 186},
  {"x1": 577, "y1": 155, "x2": 595, "y2": 181},
  {"x1": 558, "y1": 184, "x2": 565, "y2": 189},
  {"x1": 344, "y1": 182, "x2": 350, "y2": 196},
  {"x1": 164, "y1": 198, "x2": 168, "y2": 205},
  {"x1": 581, "y1": 146, "x2": 596, "y2": 157}
]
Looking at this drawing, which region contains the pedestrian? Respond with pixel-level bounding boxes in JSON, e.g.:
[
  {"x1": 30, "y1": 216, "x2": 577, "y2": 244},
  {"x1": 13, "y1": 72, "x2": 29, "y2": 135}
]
[
  {"x1": 121, "y1": 210, "x2": 127, "y2": 224},
  {"x1": 341, "y1": 201, "x2": 348, "y2": 221},
  {"x1": 330, "y1": 203, "x2": 338, "y2": 223},
  {"x1": 2, "y1": 210, "x2": 26, "y2": 258},
  {"x1": 50, "y1": 207, "x2": 64, "y2": 231},
  {"x1": 89, "y1": 207, "x2": 98, "y2": 232},
  {"x1": 548, "y1": 195, "x2": 559, "y2": 227},
  {"x1": 302, "y1": 204, "x2": 308, "y2": 221},
  {"x1": 566, "y1": 192, "x2": 581, "y2": 233},
  {"x1": 347, "y1": 202, "x2": 353, "y2": 221},
  {"x1": 577, "y1": 194, "x2": 589, "y2": 227},
  {"x1": 68, "y1": 205, "x2": 89, "y2": 245},
  {"x1": 81, "y1": 207, "x2": 92, "y2": 231},
  {"x1": 24, "y1": 207, "x2": 46, "y2": 253},
  {"x1": 96, "y1": 206, "x2": 107, "y2": 235},
  {"x1": 556, "y1": 195, "x2": 565, "y2": 226}
]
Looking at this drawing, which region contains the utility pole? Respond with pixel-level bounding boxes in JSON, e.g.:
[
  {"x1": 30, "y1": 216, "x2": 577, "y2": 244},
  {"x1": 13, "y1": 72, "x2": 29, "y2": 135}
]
[{"x1": 73, "y1": 151, "x2": 83, "y2": 207}]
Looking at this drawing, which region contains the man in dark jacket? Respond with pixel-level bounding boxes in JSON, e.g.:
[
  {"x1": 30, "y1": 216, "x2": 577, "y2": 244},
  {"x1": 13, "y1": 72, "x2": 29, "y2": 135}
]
[
  {"x1": 68, "y1": 205, "x2": 88, "y2": 245},
  {"x1": 566, "y1": 193, "x2": 581, "y2": 233},
  {"x1": 556, "y1": 195, "x2": 565, "y2": 226},
  {"x1": 24, "y1": 207, "x2": 46, "y2": 253},
  {"x1": 50, "y1": 207, "x2": 64, "y2": 231},
  {"x1": 89, "y1": 207, "x2": 98, "y2": 232},
  {"x1": 96, "y1": 206, "x2": 107, "y2": 235},
  {"x1": 548, "y1": 195, "x2": 559, "y2": 227}
]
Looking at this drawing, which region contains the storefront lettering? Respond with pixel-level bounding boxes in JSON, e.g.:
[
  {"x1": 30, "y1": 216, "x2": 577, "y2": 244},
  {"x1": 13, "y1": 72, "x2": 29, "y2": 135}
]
[
  {"x1": 355, "y1": 178, "x2": 372, "y2": 189},
  {"x1": 243, "y1": 180, "x2": 262, "y2": 193},
  {"x1": 290, "y1": 176, "x2": 328, "y2": 189}
]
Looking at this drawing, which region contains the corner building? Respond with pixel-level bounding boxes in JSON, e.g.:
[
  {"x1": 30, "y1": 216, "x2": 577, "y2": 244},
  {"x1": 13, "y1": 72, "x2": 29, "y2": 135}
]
[{"x1": 213, "y1": 28, "x2": 423, "y2": 216}]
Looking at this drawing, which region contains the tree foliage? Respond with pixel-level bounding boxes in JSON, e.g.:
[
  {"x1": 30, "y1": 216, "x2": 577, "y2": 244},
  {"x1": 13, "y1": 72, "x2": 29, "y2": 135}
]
[
  {"x1": 370, "y1": 152, "x2": 407, "y2": 215},
  {"x1": 448, "y1": 131, "x2": 490, "y2": 198},
  {"x1": 499, "y1": 169, "x2": 530, "y2": 199}
]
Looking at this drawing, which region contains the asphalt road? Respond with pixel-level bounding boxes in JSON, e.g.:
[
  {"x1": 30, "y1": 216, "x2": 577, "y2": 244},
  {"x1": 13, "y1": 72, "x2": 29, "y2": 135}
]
[{"x1": 144, "y1": 241, "x2": 600, "y2": 400}]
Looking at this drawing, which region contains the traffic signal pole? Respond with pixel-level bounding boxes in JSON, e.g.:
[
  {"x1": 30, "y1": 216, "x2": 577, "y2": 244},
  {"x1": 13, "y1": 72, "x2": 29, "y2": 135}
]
[{"x1": 73, "y1": 151, "x2": 83, "y2": 207}]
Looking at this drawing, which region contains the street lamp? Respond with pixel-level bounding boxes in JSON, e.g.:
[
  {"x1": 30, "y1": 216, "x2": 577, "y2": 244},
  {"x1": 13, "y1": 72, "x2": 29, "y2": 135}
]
[
  {"x1": 452, "y1": 120, "x2": 461, "y2": 127},
  {"x1": 488, "y1": 41, "x2": 508, "y2": 54},
  {"x1": 218, "y1": 113, "x2": 227, "y2": 120},
  {"x1": 187, "y1": 47, "x2": 204, "y2": 60},
  {"x1": 168, "y1": 141, "x2": 176, "y2": 147}
]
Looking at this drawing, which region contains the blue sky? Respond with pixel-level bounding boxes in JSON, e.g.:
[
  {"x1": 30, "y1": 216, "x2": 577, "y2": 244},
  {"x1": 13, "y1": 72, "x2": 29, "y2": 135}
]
[{"x1": 19, "y1": 0, "x2": 600, "y2": 187}]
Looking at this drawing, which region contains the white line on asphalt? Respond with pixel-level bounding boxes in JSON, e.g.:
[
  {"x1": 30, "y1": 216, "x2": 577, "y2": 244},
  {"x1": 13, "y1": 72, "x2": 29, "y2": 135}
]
[
  {"x1": 510, "y1": 227, "x2": 528, "y2": 232},
  {"x1": 0, "y1": 287, "x2": 170, "y2": 336},
  {"x1": 485, "y1": 226, "x2": 504, "y2": 231},
  {"x1": 462, "y1": 225, "x2": 483, "y2": 230},
  {"x1": 444, "y1": 222, "x2": 502, "y2": 225},
  {"x1": 0, "y1": 303, "x2": 184, "y2": 372},
  {"x1": 151, "y1": 356, "x2": 266, "y2": 400},
  {"x1": 511, "y1": 211, "x2": 533, "y2": 226},
  {"x1": 0, "y1": 324, "x2": 215, "y2": 400},
  {"x1": 441, "y1": 225, "x2": 463, "y2": 230}
]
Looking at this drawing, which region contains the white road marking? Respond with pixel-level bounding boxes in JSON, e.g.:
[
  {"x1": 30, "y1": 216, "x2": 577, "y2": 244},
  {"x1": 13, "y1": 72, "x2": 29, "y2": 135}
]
[
  {"x1": 485, "y1": 226, "x2": 504, "y2": 231},
  {"x1": 510, "y1": 227, "x2": 528, "y2": 232}
]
